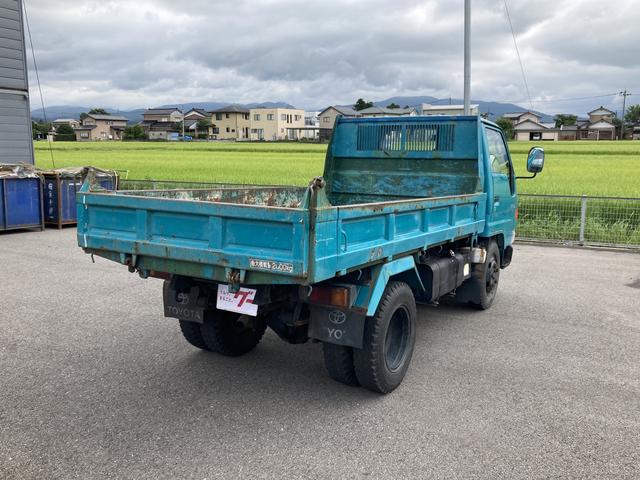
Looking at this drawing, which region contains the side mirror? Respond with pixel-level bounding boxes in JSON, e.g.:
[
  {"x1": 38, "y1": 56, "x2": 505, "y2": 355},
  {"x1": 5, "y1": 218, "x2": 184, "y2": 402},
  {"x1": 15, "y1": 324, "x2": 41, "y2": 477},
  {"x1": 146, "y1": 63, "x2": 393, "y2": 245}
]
[{"x1": 527, "y1": 147, "x2": 545, "y2": 174}]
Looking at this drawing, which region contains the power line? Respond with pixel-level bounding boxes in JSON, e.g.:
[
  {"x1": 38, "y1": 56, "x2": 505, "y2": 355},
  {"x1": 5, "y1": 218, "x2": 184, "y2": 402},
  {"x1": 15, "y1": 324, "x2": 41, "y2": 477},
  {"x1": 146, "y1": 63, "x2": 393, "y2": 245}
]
[
  {"x1": 504, "y1": 92, "x2": 622, "y2": 105},
  {"x1": 22, "y1": 0, "x2": 55, "y2": 168},
  {"x1": 502, "y1": 0, "x2": 533, "y2": 111}
]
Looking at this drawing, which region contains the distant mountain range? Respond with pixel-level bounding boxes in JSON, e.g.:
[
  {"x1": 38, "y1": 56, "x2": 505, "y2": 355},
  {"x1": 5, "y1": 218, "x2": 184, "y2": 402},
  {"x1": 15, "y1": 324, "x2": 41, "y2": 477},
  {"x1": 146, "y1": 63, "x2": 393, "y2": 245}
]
[
  {"x1": 32, "y1": 97, "x2": 553, "y2": 123},
  {"x1": 370, "y1": 96, "x2": 553, "y2": 122}
]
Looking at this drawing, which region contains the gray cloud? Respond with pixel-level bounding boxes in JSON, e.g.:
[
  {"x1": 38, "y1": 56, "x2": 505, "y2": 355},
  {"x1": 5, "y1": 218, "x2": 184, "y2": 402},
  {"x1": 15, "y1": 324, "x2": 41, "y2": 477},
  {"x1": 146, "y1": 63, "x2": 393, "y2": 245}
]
[{"x1": 25, "y1": 0, "x2": 640, "y2": 113}]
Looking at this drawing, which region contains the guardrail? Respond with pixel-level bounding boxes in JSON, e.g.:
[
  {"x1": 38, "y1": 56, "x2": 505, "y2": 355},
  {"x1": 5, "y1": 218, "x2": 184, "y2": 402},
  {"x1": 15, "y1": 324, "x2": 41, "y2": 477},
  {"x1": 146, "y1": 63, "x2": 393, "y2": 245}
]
[{"x1": 517, "y1": 194, "x2": 640, "y2": 249}]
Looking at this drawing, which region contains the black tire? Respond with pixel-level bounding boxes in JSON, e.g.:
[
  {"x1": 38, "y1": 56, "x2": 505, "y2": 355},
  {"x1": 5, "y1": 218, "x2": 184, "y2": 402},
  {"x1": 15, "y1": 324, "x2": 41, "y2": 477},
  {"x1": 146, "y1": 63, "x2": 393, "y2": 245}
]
[
  {"x1": 322, "y1": 343, "x2": 359, "y2": 386},
  {"x1": 201, "y1": 310, "x2": 267, "y2": 357},
  {"x1": 459, "y1": 241, "x2": 501, "y2": 310},
  {"x1": 178, "y1": 320, "x2": 209, "y2": 350},
  {"x1": 353, "y1": 281, "x2": 417, "y2": 394}
]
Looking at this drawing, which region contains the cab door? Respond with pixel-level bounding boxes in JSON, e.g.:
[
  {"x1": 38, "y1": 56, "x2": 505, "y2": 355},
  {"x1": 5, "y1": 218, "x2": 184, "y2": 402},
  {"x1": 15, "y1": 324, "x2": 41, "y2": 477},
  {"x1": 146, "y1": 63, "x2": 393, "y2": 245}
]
[{"x1": 484, "y1": 127, "x2": 516, "y2": 244}]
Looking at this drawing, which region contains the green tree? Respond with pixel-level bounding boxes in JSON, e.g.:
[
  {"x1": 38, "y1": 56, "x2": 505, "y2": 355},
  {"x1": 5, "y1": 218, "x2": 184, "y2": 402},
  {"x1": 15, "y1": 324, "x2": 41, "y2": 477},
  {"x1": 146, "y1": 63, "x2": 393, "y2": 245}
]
[
  {"x1": 196, "y1": 119, "x2": 212, "y2": 135},
  {"x1": 495, "y1": 117, "x2": 515, "y2": 140},
  {"x1": 55, "y1": 124, "x2": 75, "y2": 135},
  {"x1": 624, "y1": 104, "x2": 640, "y2": 124},
  {"x1": 31, "y1": 120, "x2": 50, "y2": 139},
  {"x1": 123, "y1": 125, "x2": 147, "y2": 140},
  {"x1": 554, "y1": 114, "x2": 577, "y2": 128},
  {"x1": 80, "y1": 108, "x2": 109, "y2": 122},
  {"x1": 354, "y1": 98, "x2": 374, "y2": 111},
  {"x1": 386, "y1": 103, "x2": 400, "y2": 109}
]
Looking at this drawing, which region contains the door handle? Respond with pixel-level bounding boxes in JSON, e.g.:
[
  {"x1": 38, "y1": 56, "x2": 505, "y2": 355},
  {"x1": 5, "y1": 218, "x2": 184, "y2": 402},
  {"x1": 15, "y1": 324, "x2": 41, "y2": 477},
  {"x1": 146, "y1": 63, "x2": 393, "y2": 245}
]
[{"x1": 340, "y1": 230, "x2": 348, "y2": 252}]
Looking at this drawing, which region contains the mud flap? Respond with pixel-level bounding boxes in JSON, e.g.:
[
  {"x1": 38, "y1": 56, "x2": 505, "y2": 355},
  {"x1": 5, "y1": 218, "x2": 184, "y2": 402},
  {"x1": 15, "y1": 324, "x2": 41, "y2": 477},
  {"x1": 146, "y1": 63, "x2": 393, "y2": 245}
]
[
  {"x1": 308, "y1": 306, "x2": 366, "y2": 349},
  {"x1": 163, "y1": 281, "x2": 208, "y2": 323}
]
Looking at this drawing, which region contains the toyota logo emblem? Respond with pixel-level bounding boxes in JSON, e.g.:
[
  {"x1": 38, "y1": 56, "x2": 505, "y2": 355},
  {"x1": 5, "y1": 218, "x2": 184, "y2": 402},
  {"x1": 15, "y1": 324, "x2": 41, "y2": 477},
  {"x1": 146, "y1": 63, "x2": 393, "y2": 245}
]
[{"x1": 328, "y1": 310, "x2": 346, "y2": 325}]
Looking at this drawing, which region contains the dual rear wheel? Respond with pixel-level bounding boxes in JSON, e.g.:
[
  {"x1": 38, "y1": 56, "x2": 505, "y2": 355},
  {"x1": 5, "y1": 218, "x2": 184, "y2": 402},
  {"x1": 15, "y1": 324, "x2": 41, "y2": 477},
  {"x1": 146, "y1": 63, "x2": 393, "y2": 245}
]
[
  {"x1": 323, "y1": 281, "x2": 417, "y2": 394},
  {"x1": 179, "y1": 310, "x2": 267, "y2": 357}
]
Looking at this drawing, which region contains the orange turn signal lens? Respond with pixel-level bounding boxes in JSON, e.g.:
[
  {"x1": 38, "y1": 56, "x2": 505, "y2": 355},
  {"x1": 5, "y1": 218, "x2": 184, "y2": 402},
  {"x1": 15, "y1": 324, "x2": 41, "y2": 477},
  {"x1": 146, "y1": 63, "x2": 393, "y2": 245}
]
[{"x1": 309, "y1": 286, "x2": 350, "y2": 308}]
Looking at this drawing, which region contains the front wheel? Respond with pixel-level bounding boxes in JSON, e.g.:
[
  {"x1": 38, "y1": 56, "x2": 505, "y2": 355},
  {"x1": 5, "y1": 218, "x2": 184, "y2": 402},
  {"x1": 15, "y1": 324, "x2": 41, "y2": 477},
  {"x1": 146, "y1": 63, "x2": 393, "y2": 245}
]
[
  {"x1": 353, "y1": 281, "x2": 417, "y2": 394},
  {"x1": 457, "y1": 241, "x2": 501, "y2": 310},
  {"x1": 201, "y1": 310, "x2": 267, "y2": 357}
]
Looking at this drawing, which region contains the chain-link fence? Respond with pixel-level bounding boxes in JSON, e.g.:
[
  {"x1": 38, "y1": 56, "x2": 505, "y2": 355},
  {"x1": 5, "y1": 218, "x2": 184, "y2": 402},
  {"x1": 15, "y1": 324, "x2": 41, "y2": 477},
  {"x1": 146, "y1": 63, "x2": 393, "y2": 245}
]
[{"x1": 517, "y1": 194, "x2": 640, "y2": 249}]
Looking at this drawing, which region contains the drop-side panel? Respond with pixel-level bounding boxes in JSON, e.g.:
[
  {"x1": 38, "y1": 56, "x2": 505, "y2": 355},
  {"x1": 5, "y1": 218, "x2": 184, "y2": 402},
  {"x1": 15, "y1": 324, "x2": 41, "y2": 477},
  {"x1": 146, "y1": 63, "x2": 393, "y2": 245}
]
[
  {"x1": 77, "y1": 192, "x2": 309, "y2": 284},
  {"x1": 331, "y1": 193, "x2": 487, "y2": 274}
]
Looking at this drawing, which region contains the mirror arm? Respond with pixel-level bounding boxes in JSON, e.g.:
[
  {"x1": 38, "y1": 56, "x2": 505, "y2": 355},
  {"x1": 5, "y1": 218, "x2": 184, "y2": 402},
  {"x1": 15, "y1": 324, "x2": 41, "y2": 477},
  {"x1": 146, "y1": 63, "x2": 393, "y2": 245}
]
[{"x1": 516, "y1": 173, "x2": 538, "y2": 180}]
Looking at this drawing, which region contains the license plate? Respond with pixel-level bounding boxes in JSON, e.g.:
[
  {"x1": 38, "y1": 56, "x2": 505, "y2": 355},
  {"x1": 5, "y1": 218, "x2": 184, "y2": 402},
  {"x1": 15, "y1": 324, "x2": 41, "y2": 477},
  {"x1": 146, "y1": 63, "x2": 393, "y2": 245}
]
[{"x1": 216, "y1": 284, "x2": 258, "y2": 316}]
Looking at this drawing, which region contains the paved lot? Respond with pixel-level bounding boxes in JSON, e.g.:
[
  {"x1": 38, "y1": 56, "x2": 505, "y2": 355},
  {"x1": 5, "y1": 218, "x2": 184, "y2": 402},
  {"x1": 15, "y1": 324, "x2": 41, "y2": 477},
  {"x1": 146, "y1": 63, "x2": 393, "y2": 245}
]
[{"x1": 1, "y1": 229, "x2": 639, "y2": 479}]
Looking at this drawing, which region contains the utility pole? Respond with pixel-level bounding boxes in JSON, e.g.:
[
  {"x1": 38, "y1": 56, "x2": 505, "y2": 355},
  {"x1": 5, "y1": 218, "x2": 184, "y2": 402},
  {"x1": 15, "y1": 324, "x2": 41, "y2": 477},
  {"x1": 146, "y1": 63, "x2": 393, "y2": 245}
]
[
  {"x1": 619, "y1": 90, "x2": 630, "y2": 140},
  {"x1": 463, "y1": 0, "x2": 471, "y2": 115},
  {"x1": 181, "y1": 105, "x2": 185, "y2": 139}
]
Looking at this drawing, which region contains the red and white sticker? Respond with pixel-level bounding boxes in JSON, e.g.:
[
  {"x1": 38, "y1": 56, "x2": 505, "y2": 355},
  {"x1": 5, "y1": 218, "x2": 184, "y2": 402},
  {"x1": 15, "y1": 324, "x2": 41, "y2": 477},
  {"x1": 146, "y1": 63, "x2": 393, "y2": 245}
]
[{"x1": 216, "y1": 284, "x2": 258, "y2": 316}]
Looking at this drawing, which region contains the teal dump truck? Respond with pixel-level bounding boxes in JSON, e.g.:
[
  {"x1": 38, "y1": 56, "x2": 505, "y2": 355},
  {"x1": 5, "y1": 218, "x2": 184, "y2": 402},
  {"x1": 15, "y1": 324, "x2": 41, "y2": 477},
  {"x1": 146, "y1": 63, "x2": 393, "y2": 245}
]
[{"x1": 77, "y1": 115, "x2": 544, "y2": 393}]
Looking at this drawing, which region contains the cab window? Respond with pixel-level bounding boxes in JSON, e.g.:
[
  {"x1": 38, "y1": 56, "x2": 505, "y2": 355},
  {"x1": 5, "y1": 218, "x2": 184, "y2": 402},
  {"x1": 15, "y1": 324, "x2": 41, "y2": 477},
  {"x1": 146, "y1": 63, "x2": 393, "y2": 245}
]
[
  {"x1": 485, "y1": 128, "x2": 514, "y2": 192},
  {"x1": 486, "y1": 128, "x2": 509, "y2": 174}
]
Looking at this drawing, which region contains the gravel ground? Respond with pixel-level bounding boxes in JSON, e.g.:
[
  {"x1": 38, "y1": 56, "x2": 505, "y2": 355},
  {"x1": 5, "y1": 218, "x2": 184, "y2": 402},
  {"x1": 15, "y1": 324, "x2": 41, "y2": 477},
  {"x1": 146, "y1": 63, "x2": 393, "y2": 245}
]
[{"x1": 1, "y1": 229, "x2": 639, "y2": 479}]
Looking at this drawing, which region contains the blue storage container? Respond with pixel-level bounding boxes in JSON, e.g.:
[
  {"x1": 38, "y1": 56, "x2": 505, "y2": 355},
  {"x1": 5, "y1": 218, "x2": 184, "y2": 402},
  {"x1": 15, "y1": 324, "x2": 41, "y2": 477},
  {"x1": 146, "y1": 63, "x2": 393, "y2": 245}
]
[
  {"x1": 0, "y1": 174, "x2": 44, "y2": 231},
  {"x1": 43, "y1": 168, "x2": 117, "y2": 228}
]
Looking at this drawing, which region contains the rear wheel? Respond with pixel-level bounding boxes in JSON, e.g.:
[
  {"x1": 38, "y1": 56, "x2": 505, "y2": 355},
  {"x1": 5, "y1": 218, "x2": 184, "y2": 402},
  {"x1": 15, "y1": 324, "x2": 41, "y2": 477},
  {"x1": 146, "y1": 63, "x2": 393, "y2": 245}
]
[
  {"x1": 353, "y1": 281, "x2": 417, "y2": 393},
  {"x1": 322, "y1": 343, "x2": 359, "y2": 386},
  {"x1": 178, "y1": 320, "x2": 209, "y2": 350},
  {"x1": 201, "y1": 310, "x2": 267, "y2": 357}
]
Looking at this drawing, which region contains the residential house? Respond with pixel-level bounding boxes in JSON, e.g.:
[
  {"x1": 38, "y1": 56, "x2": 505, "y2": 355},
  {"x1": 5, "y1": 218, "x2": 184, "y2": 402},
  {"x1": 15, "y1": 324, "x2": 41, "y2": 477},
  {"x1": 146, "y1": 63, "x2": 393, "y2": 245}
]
[
  {"x1": 74, "y1": 114, "x2": 128, "y2": 141},
  {"x1": 421, "y1": 104, "x2": 479, "y2": 116},
  {"x1": 51, "y1": 118, "x2": 80, "y2": 131},
  {"x1": 142, "y1": 107, "x2": 183, "y2": 123},
  {"x1": 140, "y1": 107, "x2": 183, "y2": 140},
  {"x1": 317, "y1": 106, "x2": 359, "y2": 141},
  {"x1": 580, "y1": 106, "x2": 616, "y2": 140},
  {"x1": 511, "y1": 111, "x2": 558, "y2": 141},
  {"x1": 301, "y1": 111, "x2": 320, "y2": 140},
  {"x1": 358, "y1": 106, "x2": 416, "y2": 117},
  {"x1": 183, "y1": 108, "x2": 210, "y2": 137},
  {"x1": 210, "y1": 105, "x2": 250, "y2": 140},
  {"x1": 511, "y1": 106, "x2": 619, "y2": 141},
  {"x1": 249, "y1": 107, "x2": 305, "y2": 141},
  {"x1": 502, "y1": 111, "x2": 542, "y2": 126}
]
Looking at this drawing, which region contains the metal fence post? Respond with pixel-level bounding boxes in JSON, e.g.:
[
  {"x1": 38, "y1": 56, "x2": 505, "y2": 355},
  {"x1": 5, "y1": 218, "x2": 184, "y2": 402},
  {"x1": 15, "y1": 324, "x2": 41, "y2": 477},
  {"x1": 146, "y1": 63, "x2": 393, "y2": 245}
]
[{"x1": 579, "y1": 195, "x2": 587, "y2": 244}]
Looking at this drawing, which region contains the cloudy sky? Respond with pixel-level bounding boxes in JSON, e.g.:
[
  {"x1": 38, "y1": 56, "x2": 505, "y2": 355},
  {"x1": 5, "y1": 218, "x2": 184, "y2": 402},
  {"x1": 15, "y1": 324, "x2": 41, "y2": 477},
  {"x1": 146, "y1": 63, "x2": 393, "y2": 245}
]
[{"x1": 25, "y1": 0, "x2": 640, "y2": 114}]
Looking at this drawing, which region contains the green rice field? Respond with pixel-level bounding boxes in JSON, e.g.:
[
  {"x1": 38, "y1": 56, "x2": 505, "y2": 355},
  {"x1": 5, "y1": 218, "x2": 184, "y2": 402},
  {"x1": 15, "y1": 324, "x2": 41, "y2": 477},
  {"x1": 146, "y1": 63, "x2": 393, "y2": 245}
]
[{"x1": 34, "y1": 140, "x2": 640, "y2": 197}]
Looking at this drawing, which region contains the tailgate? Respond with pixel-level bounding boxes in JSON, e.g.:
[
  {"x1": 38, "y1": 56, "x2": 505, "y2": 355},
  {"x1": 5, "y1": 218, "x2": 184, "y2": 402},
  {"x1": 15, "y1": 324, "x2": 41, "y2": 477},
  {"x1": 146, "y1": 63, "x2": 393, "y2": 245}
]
[{"x1": 77, "y1": 191, "x2": 309, "y2": 284}]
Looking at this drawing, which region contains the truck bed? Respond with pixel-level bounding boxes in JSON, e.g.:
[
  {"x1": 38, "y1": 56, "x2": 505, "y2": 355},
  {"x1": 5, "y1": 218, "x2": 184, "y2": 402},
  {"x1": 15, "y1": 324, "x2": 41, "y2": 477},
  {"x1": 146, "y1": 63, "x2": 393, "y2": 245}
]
[
  {"x1": 78, "y1": 185, "x2": 486, "y2": 285},
  {"x1": 77, "y1": 116, "x2": 488, "y2": 285}
]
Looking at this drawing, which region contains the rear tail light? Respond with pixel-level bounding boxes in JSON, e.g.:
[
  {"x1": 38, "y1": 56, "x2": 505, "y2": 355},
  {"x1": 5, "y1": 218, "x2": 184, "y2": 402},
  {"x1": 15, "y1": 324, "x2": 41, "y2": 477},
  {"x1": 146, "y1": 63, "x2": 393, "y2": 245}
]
[
  {"x1": 515, "y1": 207, "x2": 519, "y2": 221},
  {"x1": 309, "y1": 286, "x2": 351, "y2": 308}
]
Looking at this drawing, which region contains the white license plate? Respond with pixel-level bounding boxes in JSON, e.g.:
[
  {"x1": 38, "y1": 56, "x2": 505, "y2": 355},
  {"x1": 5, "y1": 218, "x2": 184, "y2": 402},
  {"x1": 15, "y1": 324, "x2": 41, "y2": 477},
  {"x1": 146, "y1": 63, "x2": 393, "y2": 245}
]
[{"x1": 216, "y1": 284, "x2": 258, "y2": 316}]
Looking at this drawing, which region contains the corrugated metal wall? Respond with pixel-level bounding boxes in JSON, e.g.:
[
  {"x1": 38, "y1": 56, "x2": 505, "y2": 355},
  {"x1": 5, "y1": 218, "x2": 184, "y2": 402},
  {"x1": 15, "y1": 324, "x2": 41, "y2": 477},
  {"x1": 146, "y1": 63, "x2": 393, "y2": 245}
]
[{"x1": 0, "y1": 0, "x2": 34, "y2": 164}]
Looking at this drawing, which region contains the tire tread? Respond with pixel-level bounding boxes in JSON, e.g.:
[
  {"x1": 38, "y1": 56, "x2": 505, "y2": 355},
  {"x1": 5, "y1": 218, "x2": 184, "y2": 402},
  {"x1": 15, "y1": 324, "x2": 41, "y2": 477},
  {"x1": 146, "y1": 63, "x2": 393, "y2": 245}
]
[{"x1": 178, "y1": 320, "x2": 209, "y2": 350}]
